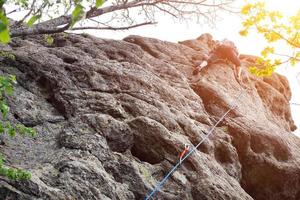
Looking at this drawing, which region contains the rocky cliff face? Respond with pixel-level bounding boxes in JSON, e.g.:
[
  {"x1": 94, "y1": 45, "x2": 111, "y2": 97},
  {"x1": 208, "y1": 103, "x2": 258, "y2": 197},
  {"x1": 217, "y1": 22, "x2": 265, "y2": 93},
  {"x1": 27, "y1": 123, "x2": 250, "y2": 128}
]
[{"x1": 0, "y1": 33, "x2": 299, "y2": 200}]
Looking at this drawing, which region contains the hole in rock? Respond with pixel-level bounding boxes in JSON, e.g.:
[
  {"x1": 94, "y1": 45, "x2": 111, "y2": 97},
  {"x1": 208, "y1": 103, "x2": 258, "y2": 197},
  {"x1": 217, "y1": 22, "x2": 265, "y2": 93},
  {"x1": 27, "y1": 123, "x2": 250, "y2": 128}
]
[
  {"x1": 131, "y1": 144, "x2": 163, "y2": 165},
  {"x1": 46, "y1": 94, "x2": 68, "y2": 117},
  {"x1": 13, "y1": 113, "x2": 20, "y2": 120},
  {"x1": 63, "y1": 57, "x2": 77, "y2": 64}
]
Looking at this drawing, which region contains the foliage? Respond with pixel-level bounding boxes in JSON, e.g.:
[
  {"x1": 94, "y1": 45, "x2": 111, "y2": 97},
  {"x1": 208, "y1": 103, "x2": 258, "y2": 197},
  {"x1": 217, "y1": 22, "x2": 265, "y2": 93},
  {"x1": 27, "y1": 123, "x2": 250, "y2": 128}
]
[
  {"x1": 3, "y1": 0, "x2": 235, "y2": 42},
  {"x1": 0, "y1": 154, "x2": 31, "y2": 180},
  {"x1": 0, "y1": 74, "x2": 36, "y2": 180},
  {"x1": 44, "y1": 34, "x2": 54, "y2": 45},
  {"x1": 27, "y1": 14, "x2": 41, "y2": 27},
  {"x1": 0, "y1": 9, "x2": 10, "y2": 43},
  {"x1": 0, "y1": 50, "x2": 15, "y2": 60},
  {"x1": 240, "y1": 2, "x2": 300, "y2": 76},
  {"x1": 95, "y1": 0, "x2": 104, "y2": 8},
  {"x1": 70, "y1": 4, "x2": 85, "y2": 28}
]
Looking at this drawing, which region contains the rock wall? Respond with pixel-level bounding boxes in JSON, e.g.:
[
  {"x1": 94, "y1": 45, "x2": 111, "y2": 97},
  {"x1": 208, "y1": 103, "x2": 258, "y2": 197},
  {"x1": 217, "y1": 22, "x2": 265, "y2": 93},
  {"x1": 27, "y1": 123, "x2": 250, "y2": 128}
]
[{"x1": 0, "y1": 33, "x2": 299, "y2": 200}]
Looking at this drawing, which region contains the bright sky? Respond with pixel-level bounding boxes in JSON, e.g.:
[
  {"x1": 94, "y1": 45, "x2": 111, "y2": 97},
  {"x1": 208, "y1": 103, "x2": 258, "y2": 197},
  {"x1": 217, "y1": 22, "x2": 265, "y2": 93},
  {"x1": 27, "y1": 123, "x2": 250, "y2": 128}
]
[{"x1": 7, "y1": 0, "x2": 300, "y2": 135}]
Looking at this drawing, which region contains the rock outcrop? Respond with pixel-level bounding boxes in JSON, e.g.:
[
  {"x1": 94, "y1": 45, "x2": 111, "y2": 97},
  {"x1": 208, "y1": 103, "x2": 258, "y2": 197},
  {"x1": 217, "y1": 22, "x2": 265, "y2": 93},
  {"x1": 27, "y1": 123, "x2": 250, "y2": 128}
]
[{"x1": 0, "y1": 33, "x2": 299, "y2": 200}]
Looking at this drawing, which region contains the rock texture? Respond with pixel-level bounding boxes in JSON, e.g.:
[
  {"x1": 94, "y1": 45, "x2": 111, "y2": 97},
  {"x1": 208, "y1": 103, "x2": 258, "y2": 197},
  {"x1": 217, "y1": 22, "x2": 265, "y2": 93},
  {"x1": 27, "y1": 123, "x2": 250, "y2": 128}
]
[{"x1": 0, "y1": 33, "x2": 299, "y2": 200}]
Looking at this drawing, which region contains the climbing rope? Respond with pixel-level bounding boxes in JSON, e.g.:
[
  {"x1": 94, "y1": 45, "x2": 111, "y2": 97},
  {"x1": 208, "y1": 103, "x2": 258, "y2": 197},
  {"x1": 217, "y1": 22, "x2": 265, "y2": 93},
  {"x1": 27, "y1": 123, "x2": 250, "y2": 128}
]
[
  {"x1": 145, "y1": 90, "x2": 245, "y2": 200},
  {"x1": 290, "y1": 102, "x2": 300, "y2": 106}
]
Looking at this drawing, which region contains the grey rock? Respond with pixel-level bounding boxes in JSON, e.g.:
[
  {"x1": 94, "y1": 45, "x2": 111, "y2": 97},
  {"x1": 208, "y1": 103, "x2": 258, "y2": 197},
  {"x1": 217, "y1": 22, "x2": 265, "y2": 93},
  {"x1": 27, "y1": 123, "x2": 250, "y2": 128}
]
[{"x1": 0, "y1": 33, "x2": 298, "y2": 200}]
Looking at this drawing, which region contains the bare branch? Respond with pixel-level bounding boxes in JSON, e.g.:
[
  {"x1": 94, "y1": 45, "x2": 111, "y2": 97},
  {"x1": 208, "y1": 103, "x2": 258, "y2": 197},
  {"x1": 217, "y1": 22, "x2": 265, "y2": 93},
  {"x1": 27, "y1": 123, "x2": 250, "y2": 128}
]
[
  {"x1": 273, "y1": 31, "x2": 300, "y2": 48},
  {"x1": 11, "y1": 23, "x2": 70, "y2": 37},
  {"x1": 10, "y1": 0, "x2": 237, "y2": 38},
  {"x1": 253, "y1": 23, "x2": 300, "y2": 49},
  {"x1": 273, "y1": 53, "x2": 300, "y2": 61},
  {"x1": 71, "y1": 21, "x2": 157, "y2": 31},
  {"x1": 7, "y1": 9, "x2": 19, "y2": 15},
  {"x1": 154, "y1": 5, "x2": 178, "y2": 18},
  {"x1": 37, "y1": 0, "x2": 143, "y2": 29},
  {"x1": 167, "y1": 0, "x2": 232, "y2": 7},
  {"x1": 17, "y1": 0, "x2": 37, "y2": 25}
]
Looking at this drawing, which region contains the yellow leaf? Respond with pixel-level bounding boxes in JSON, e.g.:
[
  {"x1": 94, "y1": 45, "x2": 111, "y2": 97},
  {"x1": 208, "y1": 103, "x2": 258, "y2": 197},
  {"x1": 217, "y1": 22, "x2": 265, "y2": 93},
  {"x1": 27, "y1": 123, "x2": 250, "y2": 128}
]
[
  {"x1": 243, "y1": 19, "x2": 254, "y2": 27},
  {"x1": 255, "y1": 57, "x2": 265, "y2": 65},
  {"x1": 256, "y1": 11, "x2": 267, "y2": 21},
  {"x1": 261, "y1": 47, "x2": 274, "y2": 57},
  {"x1": 254, "y1": 2, "x2": 265, "y2": 9},
  {"x1": 290, "y1": 12, "x2": 300, "y2": 29},
  {"x1": 290, "y1": 58, "x2": 298, "y2": 66},
  {"x1": 256, "y1": 26, "x2": 267, "y2": 33},
  {"x1": 295, "y1": 52, "x2": 300, "y2": 58},
  {"x1": 249, "y1": 66, "x2": 258, "y2": 74},
  {"x1": 274, "y1": 59, "x2": 282, "y2": 66},
  {"x1": 264, "y1": 32, "x2": 281, "y2": 42},
  {"x1": 241, "y1": 4, "x2": 252, "y2": 15},
  {"x1": 239, "y1": 29, "x2": 248, "y2": 36},
  {"x1": 269, "y1": 11, "x2": 283, "y2": 22}
]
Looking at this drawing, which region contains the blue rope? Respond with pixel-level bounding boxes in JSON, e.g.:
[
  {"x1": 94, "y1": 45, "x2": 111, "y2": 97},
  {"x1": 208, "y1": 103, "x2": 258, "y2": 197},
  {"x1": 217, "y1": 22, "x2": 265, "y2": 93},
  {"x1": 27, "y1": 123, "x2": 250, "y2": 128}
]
[
  {"x1": 290, "y1": 102, "x2": 300, "y2": 106},
  {"x1": 145, "y1": 90, "x2": 245, "y2": 200}
]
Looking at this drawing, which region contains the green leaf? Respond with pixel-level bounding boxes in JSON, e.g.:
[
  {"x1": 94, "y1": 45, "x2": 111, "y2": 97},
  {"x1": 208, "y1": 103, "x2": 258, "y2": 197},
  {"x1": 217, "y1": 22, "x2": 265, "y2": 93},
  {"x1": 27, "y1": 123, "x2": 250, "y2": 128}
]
[
  {"x1": 16, "y1": 124, "x2": 37, "y2": 137},
  {"x1": 7, "y1": 124, "x2": 16, "y2": 137},
  {"x1": 26, "y1": 15, "x2": 41, "y2": 27},
  {"x1": 0, "y1": 29, "x2": 10, "y2": 43},
  {"x1": 0, "y1": 11, "x2": 10, "y2": 44},
  {"x1": 5, "y1": 85, "x2": 14, "y2": 96},
  {"x1": 0, "y1": 76, "x2": 9, "y2": 88},
  {"x1": 0, "y1": 123, "x2": 4, "y2": 134},
  {"x1": 15, "y1": 0, "x2": 29, "y2": 8},
  {"x1": 0, "y1": 158, "x2": 3, "y2": 167},
  {"x1": 0, "y1": 0, "x2": 6, "y2": 8},
  {"x1": 96, "y1": 0, "x2": 104, "y2": 8},
  {"x1": 0, "y1": 101, "x2": 9, "y2": 118},
  {"x1": 9, "y1": 75, "x2": 17, "y2": 84},
  {"x1": 70, "y1": 4, "x2": 84, "y2": 28},
  {"x1": 0, "y1": 166, "x2": 30, "y2": 180},
  {"x1": 0, "y1": 75, "x2": 16, "y2": 96},
  {"x1": 44, "y1": 34, "x2": 54, "y2": 45}
]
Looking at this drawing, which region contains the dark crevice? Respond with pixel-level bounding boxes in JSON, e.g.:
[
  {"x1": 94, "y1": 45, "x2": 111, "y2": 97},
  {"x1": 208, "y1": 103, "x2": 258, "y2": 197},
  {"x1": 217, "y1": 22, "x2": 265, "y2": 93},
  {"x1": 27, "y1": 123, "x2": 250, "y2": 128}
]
[
  {"x1": 46, "y1": 94, "x2": 69, "y2": 118},
  {"x1": 13, "y1": 113, "x2": 20, "y2": 120},
  {"x1": 36, "y1": 76, "x2": 58, "y2": 95},
  {"x1": 0, "y1": 185, "x2": 30, "y2": 200},
  {"x1": 296, "y1": 190, "x2": 300, "y2": 200},
  {"x1": 13, "y1": 113, "x2": 39, "y2": 127},
  {"x1": 62, "y1": 57, "x2": 78, "y2": 64},
  {"x1": 131, "y1": 143, "x2": 162, "y2": 165}
]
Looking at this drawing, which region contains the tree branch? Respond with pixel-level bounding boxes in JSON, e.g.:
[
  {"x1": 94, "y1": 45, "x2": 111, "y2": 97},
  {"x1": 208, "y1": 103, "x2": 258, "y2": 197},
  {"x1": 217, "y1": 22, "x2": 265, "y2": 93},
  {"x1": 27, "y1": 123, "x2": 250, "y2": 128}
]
[
  {"x1": 273, "y1": 52, "x2": 300, "y2": 61},
  {"x1": 71, "y1": 21, "x2": 157, "y2": 31},
  {"x1": 7, "y1": 9, "x2": 19, "y2": 15},
  {"x1": 16, "y1": 0, "x2": 37, "y2": 26},
  {"x1": 273, "y1": 31, "x2": 300, "y2": 48},
  {"x1": 11, "y1": 24, "x2": 70, "y2": 37},
  {"x1": 37, "y1": 0, "x2": 143, "y2": 29},
  {"x1": 10, "y1": 0, "x2": 236, "y2": 38},
  {"x1": 10, "y1": 0, "x2": 143, "y2": 37}
]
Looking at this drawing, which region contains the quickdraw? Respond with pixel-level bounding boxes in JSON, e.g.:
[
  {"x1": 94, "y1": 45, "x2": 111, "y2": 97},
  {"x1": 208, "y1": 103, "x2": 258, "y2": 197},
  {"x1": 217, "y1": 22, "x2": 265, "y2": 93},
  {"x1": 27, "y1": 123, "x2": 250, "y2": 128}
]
[{"x1": 145, "y1": 89, "x2": 245, "y2": 200}]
